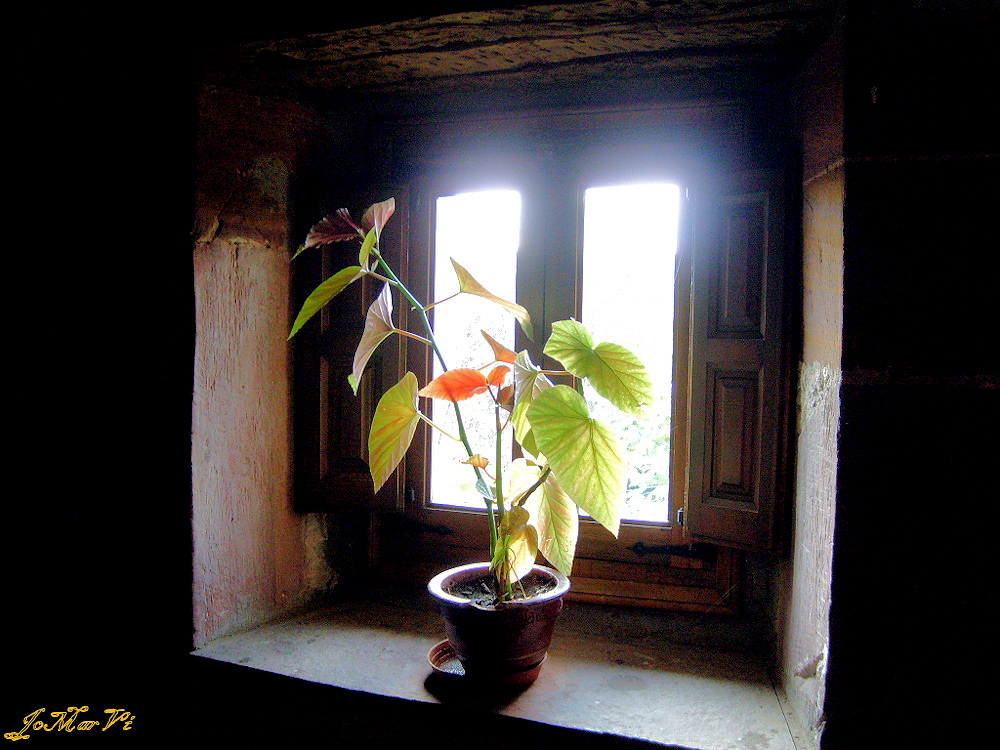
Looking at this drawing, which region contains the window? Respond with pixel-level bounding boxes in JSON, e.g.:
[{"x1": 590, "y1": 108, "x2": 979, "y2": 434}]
[
  {"x1": 428, "y1": 183, "x2": 680, "y2": 525},
  {"x1": 580, "y1": 183, "x2": 680, "y2": 523},
  {"x1": 429, "y1": 190, "x2": 520, "y2": 509},
  {"x1": 292, "y1": 103, "x2": 790, "y2": 610}
]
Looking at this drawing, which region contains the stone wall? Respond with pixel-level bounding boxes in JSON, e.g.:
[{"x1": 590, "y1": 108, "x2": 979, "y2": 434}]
[{"x1": 773, "y1": 16, "x2": 845, "y2": 748}]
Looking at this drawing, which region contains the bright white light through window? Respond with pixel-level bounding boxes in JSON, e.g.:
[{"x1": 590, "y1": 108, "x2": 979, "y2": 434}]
[
  {"x1": 430, "y1": 190, "x2": 521, "y2": 509},
  {"x1": 428, "y1": 184, "x2": 679, "y2": 523},
  {"x1": 582, "y1": 183, "x2": 680, "y2": 523}
]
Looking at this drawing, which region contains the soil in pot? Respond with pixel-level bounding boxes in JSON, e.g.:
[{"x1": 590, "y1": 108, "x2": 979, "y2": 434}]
[{"x1": 443, "y1": 569, "x2": 558, "y2": 609}]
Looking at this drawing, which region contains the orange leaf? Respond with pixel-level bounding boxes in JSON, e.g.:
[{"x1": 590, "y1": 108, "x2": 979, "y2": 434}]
[
  {"x1": 481, "y1": 331, "x2": 517, "y2": 364},
  {"x1": 486, "y1": 365, "x2": 510, "y2": 388},
  {"x1": 417, "y1": 369, "x2": 490, "y2": 402}
]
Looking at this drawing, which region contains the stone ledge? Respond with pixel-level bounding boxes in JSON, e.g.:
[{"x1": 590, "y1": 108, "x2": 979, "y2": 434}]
[{"x1": 193, "y1": 587, "x2": 795, "y2": 749}]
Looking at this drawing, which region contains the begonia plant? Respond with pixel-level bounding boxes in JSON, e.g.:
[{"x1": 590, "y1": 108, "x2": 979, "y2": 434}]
[{"x1": 289, "y1": 197, "x2": 652, "y2": 598}]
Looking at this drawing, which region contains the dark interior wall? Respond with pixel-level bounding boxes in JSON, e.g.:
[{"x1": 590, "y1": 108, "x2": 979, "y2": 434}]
[
  {"x1": 822, "y1": 2, "x2": 998, "y2": 747},
  {"x1": 8, "y1": 23, "x2": 200, "y2": 725}
]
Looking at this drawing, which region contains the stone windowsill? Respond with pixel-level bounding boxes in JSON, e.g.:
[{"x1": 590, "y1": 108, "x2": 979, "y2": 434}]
[{"x1": 192, "y1": 586, "x2": 803, "y2": 750}]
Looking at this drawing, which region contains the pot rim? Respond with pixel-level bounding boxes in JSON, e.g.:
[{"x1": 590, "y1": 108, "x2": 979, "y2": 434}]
[{"x1": 427, "y1": 562, "x2": 570, "y2": 607}]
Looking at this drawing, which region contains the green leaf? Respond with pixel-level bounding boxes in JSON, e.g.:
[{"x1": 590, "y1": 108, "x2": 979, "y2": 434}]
[
  {"x1": 491, "y1": 534, "x2": 511, "y2": 570},
  {"x1": 510, "y1": 459, "x2": 579, "y2": 576},
  {"x1": 452, "y1": 258, "x2": 534, "y2": 340},
  {"x1": 543, "y1": 320, "x2": 653, "y2": 418},
  {"x1": 526, "y1": 385, "x2": 625, "y2": 538},
  {"x1": 368, "y1": 372, "x2": 421, "y2": 493},
  {"x1": 350, "y1": 284, "x2": 396, "y2": 394},
  {"x1": 287, "y1": 265, "x2": 363, "y2": 339},
  {"x1": 357, "y1": 226, "x2": 378, "y2": 269},
  {"x1": 511, "y1": 351, "x2": 552, "y2": 457}
]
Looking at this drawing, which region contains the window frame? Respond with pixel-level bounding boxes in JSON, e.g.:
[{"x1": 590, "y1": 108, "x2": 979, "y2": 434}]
[{"x1": 415, "y1": 176, "x2": 686, "y2": 505}]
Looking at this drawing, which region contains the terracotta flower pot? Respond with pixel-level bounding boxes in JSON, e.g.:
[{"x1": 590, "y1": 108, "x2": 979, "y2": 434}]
[{"x1": 427, "y1": 562, "x2": 570, "y2": 685}]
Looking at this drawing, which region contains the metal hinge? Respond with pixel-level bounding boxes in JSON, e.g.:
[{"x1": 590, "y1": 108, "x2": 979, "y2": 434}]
[{"x1": 677, "y1": 507, "x2": 685, "y2": 526}]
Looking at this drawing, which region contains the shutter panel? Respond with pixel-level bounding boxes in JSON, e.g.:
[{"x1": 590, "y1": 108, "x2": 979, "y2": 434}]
[
  {"x1": 684, "y1": 171, "x2": 788, "y2": 550},
  {"x1": 292, "y1": 190, "x2": 409, "y2": 513}
]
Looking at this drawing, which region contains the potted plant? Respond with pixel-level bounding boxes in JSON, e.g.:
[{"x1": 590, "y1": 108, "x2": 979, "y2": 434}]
[{"x1": 289, "y1": 197, "x2": 652, "y2": 684}]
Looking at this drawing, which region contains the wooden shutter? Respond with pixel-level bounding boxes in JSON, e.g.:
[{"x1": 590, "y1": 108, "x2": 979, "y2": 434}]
[
  {"x1": 292, "y1": 191, "x2": 409, "y2": 513},
  {"x1": 683, "y1": 171, "x2": 788, "y2": 550}
]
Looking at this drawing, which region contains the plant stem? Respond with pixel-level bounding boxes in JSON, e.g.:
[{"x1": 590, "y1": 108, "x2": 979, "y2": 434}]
[
  {"x1": 513, "y1": 465, "x2": 552, "y2": 507},
  {"x1": 375, "y1": 254, "x2": 499, "y2": 554},
  {"x1": 394, "y1": 328, "x2": 433, "y2": 347},
  {"x1": 361, "y1": 269, "x2": 396, "y2": 286},
  {"x1": 422, "y1": 292, "x2": 461, "y2": 311},
  {"x1": 494, "y1": 405, "x2": 505, "y2": 528}
]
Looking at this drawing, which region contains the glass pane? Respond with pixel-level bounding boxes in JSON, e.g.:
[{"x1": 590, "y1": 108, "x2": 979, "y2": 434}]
[
  {"x1": 582, "y1": 183, "x2": 680, "y2": 523},
  {"x1": 430, "y1": 190, "x2": 521, "y2": 509}
]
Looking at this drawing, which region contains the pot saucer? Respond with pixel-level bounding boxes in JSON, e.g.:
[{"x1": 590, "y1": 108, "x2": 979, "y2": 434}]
[
  {"x1": 427, "y1": 639, "x2": 466, "y2": 676},
  {"x1": 427, "y1": 639, "x2": 546, "y2": 686}
]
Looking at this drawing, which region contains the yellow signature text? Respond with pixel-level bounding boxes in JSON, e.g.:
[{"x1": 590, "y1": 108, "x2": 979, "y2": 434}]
[{"x1": 4, "y1": 707, "x2": 134, "y2": 741}]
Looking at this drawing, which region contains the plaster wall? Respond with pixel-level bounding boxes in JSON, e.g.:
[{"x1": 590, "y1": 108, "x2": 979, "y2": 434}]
[
  {"x1": 777, "y1": 177, "x2": 842, "y2": 743},
  {"x1": 191, "y1": 87, "x2": 331, "y2": 647}
]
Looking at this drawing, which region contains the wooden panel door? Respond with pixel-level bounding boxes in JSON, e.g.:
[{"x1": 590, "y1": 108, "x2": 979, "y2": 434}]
[{"x1": 684, "y1": 171, "x2": 789, "y2": 550}]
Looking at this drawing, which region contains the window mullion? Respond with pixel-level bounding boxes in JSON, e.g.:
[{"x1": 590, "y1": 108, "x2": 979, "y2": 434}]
[{"x1": 536, "y1": 174, "x2": 580, "y2": 363}]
